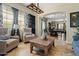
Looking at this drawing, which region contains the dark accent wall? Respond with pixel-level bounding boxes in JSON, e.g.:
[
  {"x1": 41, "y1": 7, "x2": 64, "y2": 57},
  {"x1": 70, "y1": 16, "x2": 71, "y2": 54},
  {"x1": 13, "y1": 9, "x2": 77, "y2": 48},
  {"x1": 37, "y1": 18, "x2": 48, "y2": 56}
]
[{"x1": 28, "y1": 14, "x2": 35, "y2": 34}]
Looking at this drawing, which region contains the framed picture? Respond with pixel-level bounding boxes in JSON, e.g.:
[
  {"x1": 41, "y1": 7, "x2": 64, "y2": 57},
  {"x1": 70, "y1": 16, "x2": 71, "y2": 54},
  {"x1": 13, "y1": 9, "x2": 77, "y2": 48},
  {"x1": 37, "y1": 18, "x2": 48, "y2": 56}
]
[{"x1": 70, "y1": 12, "x2": 79, "y2": 27}]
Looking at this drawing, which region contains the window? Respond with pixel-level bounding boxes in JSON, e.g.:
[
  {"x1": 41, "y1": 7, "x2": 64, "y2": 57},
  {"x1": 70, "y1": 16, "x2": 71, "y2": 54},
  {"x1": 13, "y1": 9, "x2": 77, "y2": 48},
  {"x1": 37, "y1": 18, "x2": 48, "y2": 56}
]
[
  {"x1": 58, "y1": 23, "x2": 64, "y2": 29},
  {"x1": 2, "y1": 4, "x2": 13, "y2": 28},
  {"x1": 2, "y1": 4, "x2": 27, "y2": 30}
]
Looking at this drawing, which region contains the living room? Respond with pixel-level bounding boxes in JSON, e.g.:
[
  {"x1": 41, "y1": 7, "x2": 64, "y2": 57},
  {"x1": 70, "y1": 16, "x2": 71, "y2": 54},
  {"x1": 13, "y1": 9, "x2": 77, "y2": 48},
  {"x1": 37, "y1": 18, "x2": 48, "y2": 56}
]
[{"x1": 0, "y1": 3, "x2": 79, "y2": 56}]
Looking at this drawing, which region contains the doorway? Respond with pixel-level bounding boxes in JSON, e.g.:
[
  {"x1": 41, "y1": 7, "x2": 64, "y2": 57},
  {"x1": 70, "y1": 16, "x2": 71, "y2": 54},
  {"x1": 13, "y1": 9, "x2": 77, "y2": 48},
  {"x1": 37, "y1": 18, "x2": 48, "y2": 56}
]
[
  {"x1": 41, "y1": 12, "x2": 67, "y2": 42},
  {"x1": 28, "y1": 14, "x2": 36, "y2": 34}
]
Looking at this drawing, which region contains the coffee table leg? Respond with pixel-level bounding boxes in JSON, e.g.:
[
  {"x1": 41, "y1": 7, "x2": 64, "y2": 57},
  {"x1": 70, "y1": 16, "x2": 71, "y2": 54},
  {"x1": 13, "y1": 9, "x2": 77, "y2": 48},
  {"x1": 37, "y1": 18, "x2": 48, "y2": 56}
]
[
  {"x1": 30, "y1": 43, "x2": 33, "y2": 53},
  {"x1": 53, "y1": 41, "x2": 55, "y2": 47},
  {"x1": 44, "y1": 48, "x2": 48, "y2": 55}
]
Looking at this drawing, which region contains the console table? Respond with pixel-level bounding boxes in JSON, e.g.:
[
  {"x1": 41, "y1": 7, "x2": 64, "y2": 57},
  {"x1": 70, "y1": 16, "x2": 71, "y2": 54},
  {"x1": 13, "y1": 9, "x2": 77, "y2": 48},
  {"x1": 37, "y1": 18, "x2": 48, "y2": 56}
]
[
  {"x1": 30, "y1": 36, "x2": 55, "y2": 55},
  {"x1": 50, "y1": 29, "x2": 66, "y2": 40}
]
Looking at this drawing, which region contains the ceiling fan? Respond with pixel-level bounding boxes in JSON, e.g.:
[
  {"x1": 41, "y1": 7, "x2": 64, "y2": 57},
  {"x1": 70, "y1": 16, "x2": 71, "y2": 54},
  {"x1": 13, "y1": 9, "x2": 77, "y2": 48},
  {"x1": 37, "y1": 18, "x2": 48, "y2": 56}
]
[{"x1": 27, "y1": 3, "x2": 44, "y2": 14}]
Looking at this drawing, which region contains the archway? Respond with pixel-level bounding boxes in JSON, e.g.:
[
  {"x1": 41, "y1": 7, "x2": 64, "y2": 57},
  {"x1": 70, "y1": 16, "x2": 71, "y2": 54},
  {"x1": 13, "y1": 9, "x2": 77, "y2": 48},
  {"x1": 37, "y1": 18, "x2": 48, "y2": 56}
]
[{"x1": 41, "y1": 12, "x2": 67, "y2": 41}]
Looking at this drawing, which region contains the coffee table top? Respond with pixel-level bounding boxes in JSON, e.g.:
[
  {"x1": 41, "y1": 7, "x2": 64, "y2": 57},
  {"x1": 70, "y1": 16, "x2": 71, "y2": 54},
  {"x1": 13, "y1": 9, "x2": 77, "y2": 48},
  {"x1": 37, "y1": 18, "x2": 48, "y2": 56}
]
[{"x1": 30, "y1": 36, "x2": 55, "y2": 47}]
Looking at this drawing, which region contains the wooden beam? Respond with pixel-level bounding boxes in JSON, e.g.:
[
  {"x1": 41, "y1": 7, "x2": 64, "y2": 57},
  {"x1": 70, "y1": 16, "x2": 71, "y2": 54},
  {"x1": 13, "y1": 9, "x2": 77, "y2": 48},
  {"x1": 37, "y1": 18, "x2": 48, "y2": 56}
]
[{"x1": 27, "y1": 3, "x2": 44, "y2": 14}]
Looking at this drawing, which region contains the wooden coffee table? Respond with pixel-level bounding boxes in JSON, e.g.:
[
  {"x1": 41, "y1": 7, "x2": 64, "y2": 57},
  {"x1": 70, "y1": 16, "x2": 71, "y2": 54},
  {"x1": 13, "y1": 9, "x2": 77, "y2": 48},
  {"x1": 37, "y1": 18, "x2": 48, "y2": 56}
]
[{"x1": 30, "y1": 36, "x2": 55, "y2": 55}]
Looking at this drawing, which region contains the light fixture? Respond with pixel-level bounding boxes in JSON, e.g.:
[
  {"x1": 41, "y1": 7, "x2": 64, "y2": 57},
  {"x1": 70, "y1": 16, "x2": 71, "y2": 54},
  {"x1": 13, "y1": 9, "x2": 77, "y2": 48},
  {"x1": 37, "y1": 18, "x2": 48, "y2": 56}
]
[{"x1": 27, "y1": 3, "x2": 44, "y2": 14}]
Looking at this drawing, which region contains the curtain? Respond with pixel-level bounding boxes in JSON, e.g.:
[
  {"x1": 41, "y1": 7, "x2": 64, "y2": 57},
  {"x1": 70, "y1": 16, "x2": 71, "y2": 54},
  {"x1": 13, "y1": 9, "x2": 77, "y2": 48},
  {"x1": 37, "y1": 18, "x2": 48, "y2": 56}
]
[
  {"x1": 11, "y1": 7, "x2": 19, "y2": 35},
  {"x1": 11, "y1": 7, "x2": 21, "y2": 41},
  {"x1": 0, "y1": 3, "x2": 3, "y2": 25},
  {"x1": 12, "y1": 7, "x2": 18, "y2": 25}
]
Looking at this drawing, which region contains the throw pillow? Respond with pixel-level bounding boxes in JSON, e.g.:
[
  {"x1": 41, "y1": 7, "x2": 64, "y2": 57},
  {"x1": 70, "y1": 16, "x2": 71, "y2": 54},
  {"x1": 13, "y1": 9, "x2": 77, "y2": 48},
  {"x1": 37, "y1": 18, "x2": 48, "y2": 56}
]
[{"x1": 0, "y1": 35, "x2": 10, "y2": 40}]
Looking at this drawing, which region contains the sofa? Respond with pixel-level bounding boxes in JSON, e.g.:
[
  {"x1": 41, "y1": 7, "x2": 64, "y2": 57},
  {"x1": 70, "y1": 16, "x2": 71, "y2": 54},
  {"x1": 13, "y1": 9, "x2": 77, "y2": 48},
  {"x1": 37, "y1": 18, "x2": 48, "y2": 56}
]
[
  {"x1": 23, "y1": 28, "x2": 36, "y2": 43},
  {"x1": 72, "y1": 35, "x2": 79, "y2": 56},
  {"x1": 0, "y1": 27, "x2": 19, "y2": 55}
]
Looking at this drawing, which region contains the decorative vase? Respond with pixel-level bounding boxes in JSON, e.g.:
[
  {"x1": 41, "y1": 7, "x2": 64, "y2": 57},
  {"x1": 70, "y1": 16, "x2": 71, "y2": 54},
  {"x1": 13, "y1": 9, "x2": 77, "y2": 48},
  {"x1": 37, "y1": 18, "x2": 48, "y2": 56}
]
[{"x1": 43, "y1": 32, "x2": 48, "y2": 41}]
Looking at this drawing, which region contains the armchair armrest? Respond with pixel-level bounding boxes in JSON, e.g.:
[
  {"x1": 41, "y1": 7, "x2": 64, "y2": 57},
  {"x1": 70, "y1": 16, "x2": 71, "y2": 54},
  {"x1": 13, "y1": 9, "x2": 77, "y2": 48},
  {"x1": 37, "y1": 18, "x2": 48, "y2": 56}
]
[
  {"x1": 23, "y1": 33, "x2": 27, "y2": 42},
  {"x1": 0, "y1": 40, "x2": 7, "y2": 54}
]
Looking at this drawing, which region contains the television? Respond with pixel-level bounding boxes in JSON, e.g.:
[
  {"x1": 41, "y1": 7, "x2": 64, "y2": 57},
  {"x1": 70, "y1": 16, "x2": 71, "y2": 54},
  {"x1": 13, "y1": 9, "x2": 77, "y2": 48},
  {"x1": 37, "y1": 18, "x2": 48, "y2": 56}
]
[{"x1": 70, "y1": 12, "x2": 79, "y2": 27}]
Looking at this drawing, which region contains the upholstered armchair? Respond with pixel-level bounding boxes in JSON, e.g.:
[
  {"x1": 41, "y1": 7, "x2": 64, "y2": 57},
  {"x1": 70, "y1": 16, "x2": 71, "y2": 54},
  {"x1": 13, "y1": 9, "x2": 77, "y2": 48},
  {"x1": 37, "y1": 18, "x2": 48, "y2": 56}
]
[
  {"x1": 0, "y1": 27, "x2": 19, "y2": 55},
  {"x1": 23, "y1": 28, "x2": 36, "y2": 43}
]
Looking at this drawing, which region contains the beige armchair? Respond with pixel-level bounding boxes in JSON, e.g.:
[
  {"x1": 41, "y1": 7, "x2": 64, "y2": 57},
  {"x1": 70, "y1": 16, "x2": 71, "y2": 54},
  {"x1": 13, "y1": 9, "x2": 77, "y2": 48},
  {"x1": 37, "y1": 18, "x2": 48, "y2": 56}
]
[
  {"x1": 23, "y1": 28, "x2": 36, "y2": 43},
  {"x1": 0, "y1": 27, "x2": 19, "y2": 55}
]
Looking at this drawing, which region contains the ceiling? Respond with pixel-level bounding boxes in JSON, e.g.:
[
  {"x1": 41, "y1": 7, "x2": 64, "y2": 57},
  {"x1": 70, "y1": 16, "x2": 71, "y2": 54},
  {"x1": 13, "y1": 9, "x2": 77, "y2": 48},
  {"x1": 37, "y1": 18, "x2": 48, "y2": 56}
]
[
  {"x1": 22, "y1": 3, "x2": 79, "y2": 21},
  {"x1": 23, "y1": 3, "x2": 79, "y2": 15},
  {"x1": 24, "y1": 3, "x2": 64, "y2": 13}
]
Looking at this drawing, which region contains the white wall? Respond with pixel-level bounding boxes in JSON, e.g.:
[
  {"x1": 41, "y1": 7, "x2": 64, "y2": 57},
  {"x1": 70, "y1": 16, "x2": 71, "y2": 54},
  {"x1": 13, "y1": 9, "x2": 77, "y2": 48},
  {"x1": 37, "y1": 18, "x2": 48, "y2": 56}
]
[{"x1": 39, "y1": 3, "x2": 79, "y2": 44}]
